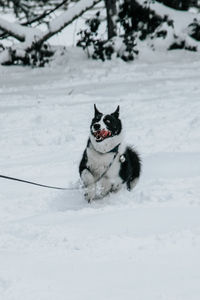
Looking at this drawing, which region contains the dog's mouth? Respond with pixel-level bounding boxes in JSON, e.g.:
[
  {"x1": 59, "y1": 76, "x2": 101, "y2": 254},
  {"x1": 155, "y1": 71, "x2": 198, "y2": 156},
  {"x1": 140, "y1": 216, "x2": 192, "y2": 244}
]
[{"x1": 93, "y1": 129, "x2": 112, "y2": 142}]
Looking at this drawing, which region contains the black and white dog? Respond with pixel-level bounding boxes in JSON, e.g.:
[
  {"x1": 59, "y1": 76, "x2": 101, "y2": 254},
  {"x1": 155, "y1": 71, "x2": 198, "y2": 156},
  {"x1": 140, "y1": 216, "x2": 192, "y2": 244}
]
[{"x1": 79, "y1": 105, "x2": 141, "y2": 202}]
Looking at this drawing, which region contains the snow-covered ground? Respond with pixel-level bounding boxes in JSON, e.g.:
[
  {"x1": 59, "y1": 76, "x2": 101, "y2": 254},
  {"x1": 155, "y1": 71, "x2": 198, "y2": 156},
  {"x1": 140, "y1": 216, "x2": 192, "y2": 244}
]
[{"x1": 0, "y1": 48, "x2": 200, "y2": 300}]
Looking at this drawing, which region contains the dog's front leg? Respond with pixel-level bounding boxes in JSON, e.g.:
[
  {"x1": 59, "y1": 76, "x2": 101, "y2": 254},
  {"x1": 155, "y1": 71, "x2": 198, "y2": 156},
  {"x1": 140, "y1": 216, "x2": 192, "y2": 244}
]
[
  {"x1": 81, "y1": 169, "x2": 96, "y2": 203},
  {"x1": 97, "y1": 177, "x2": 112, "y2": 198}
]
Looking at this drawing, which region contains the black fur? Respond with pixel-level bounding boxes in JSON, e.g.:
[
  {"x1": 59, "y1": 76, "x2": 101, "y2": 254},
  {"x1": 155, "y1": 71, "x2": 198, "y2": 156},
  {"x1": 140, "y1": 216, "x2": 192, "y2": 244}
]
[
  {"x1": 90, "y1": 105, "x2": 122, "y2": 139},
  {"x1": 119, "y1": 146, "x2": 141, "y2": 190},
  {"x1": 79, "y1": 139, "x2": 91, "y2": 175},
  {"x1": 79, "y1": 149, "x2": 88, "y2": 175},
  {"x1": 102, "y1": 114, "x2": 122, "y2": 135}
]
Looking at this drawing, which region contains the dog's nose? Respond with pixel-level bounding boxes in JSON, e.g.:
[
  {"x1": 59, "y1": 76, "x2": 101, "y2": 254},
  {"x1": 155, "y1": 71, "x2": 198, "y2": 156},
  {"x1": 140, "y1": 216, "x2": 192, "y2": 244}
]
[{"x1": 93, "y1": 123, "x2": 100, "y2": 131}]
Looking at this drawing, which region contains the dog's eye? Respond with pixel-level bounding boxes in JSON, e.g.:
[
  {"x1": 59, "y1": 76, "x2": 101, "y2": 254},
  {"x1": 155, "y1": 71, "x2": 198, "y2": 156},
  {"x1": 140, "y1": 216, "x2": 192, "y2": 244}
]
[{"x1": 105, "y1": 119, "x2": 110, "y2": 124}]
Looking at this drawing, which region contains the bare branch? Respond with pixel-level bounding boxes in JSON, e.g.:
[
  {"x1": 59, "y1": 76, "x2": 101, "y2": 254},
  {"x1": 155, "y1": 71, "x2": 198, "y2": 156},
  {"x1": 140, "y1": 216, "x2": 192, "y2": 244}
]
[{"x1": 21, "y1": 0, "x2": 69, "y2": 26}]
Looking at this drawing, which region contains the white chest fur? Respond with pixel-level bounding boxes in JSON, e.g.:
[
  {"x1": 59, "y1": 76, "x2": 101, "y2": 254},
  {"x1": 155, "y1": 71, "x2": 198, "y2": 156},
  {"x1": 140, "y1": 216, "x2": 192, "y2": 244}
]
[
  {"x1": 87, "y1": 146, "x2": 116, "y2": 178},
  {"x1": 86, "y1": 141, "x2": 125, "y2": 185}
]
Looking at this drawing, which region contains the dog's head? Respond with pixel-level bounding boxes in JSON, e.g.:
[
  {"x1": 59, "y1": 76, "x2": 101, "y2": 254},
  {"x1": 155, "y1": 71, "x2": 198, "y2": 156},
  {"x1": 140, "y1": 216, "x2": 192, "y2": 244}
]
[{"x1": 90, "y1": 105, "x2": 122, "y2": 153}]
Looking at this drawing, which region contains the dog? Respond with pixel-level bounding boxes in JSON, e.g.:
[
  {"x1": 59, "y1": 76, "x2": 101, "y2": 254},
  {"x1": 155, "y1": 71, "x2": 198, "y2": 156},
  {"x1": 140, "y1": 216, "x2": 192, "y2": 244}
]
[{"x1": 79, "y1": 105, "x2": 141, "y2": 202}]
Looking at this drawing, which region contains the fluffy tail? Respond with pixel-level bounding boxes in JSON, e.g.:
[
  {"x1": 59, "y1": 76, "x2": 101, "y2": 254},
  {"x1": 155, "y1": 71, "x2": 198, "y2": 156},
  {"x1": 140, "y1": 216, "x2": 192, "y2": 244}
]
[{"x1": 119, "y1": 146, "x2": 141, "y2": 190}]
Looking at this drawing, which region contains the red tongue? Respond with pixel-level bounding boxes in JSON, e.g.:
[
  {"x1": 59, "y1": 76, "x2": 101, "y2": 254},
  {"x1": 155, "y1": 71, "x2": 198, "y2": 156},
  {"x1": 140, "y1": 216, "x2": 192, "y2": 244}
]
[
  {"x1": 100, "y1": 129, "x2": 110, "y2": 138},
  {"x1": 95, "y1": 129, "x2": 111, "y2": 139}
]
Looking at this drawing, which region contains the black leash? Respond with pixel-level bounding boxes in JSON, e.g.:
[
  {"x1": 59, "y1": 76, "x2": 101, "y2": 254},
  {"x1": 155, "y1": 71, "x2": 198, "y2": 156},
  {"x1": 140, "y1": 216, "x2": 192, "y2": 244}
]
[
  {"x1": 93, "y1": 150, "x2": 118, "y2": 184},
  {"x1": 0, "y1": 174, "x2": 76, "y2": 191},
  {"x1": 0, "y1": 145, "x2": 122, "y2": 191},
  {"x1": 0, "y1": 153, "x2": 117, "y2": 191}
]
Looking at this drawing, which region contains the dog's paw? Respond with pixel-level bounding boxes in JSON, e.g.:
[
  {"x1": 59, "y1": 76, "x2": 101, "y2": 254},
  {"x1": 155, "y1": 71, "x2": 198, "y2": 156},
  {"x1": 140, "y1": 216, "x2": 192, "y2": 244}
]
[
  {"x1": 84, "y1": 192, "x2": 93, "y2": 203},
  {"x1": 127, "y1": 178, "x2": 139, "y2": 191},
  {"x1": 84, "y1": 186, "x2": 95, "y2": 203}
]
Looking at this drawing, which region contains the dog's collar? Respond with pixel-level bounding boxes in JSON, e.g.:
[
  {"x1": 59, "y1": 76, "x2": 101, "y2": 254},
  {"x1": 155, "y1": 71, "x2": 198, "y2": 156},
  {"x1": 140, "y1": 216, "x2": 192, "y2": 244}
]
[
  {"x1": 89, "y1": 139, "x2": 121, "y2": 154},
  {"x1": 107, "y1": 143, "x2": 121, "y2": 153}
]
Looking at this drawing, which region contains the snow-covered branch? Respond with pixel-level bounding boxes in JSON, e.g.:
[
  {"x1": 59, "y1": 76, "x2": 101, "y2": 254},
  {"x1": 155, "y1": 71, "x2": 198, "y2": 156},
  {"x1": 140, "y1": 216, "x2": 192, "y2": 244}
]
[
  {"x1": 137, "y1": 0, "x2": 200, "y2": 31},
  {"x1": 135, "y1": 0, "x2": 200, "y2": 51},
  {"x1": 0, "y1": 0, "x2": 101, "y2": 65},
  {"x1": 21, "y1": 0, "x2": 69, "y2": 26},
  {"x1": 39, "y1": 0, "x2": 101, "y2": 44},
  {"x1": 0, "y1": 17, "x2": 32, "y2": 41}
]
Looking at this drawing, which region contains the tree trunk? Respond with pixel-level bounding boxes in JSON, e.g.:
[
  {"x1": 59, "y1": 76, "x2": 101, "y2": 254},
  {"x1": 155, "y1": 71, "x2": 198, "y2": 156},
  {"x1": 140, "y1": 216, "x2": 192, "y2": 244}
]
[{"x1": 105, "y1": 0, "x2": 117, "y2": 39}]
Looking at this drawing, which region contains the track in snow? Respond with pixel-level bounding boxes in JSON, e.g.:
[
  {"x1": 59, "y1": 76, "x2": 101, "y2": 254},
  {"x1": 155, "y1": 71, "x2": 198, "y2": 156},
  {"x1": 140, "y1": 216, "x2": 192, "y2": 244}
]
[{"x1": 0, "y1": 48, "x2": 200, "y2": 300}]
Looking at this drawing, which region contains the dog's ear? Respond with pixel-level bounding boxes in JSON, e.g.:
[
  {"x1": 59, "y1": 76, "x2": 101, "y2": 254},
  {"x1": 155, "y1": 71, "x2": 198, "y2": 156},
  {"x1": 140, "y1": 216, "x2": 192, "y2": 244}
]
[
  {"x1": 94, "y1": 104, "x2": 101, "y2": 117},
  {"x1": 111, "y1": 105, "x2": 120, "y2": 119}
]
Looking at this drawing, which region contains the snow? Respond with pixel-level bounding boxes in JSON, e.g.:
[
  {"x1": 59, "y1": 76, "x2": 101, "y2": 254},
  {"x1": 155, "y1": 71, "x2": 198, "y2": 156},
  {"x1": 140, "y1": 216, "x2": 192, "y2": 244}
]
[
  {"x1": 0, "y1": 47, "x2": 200, "y2": 300},
  {"x1": 0, "y1": 17, "x2": 26, "y2": 41}
]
